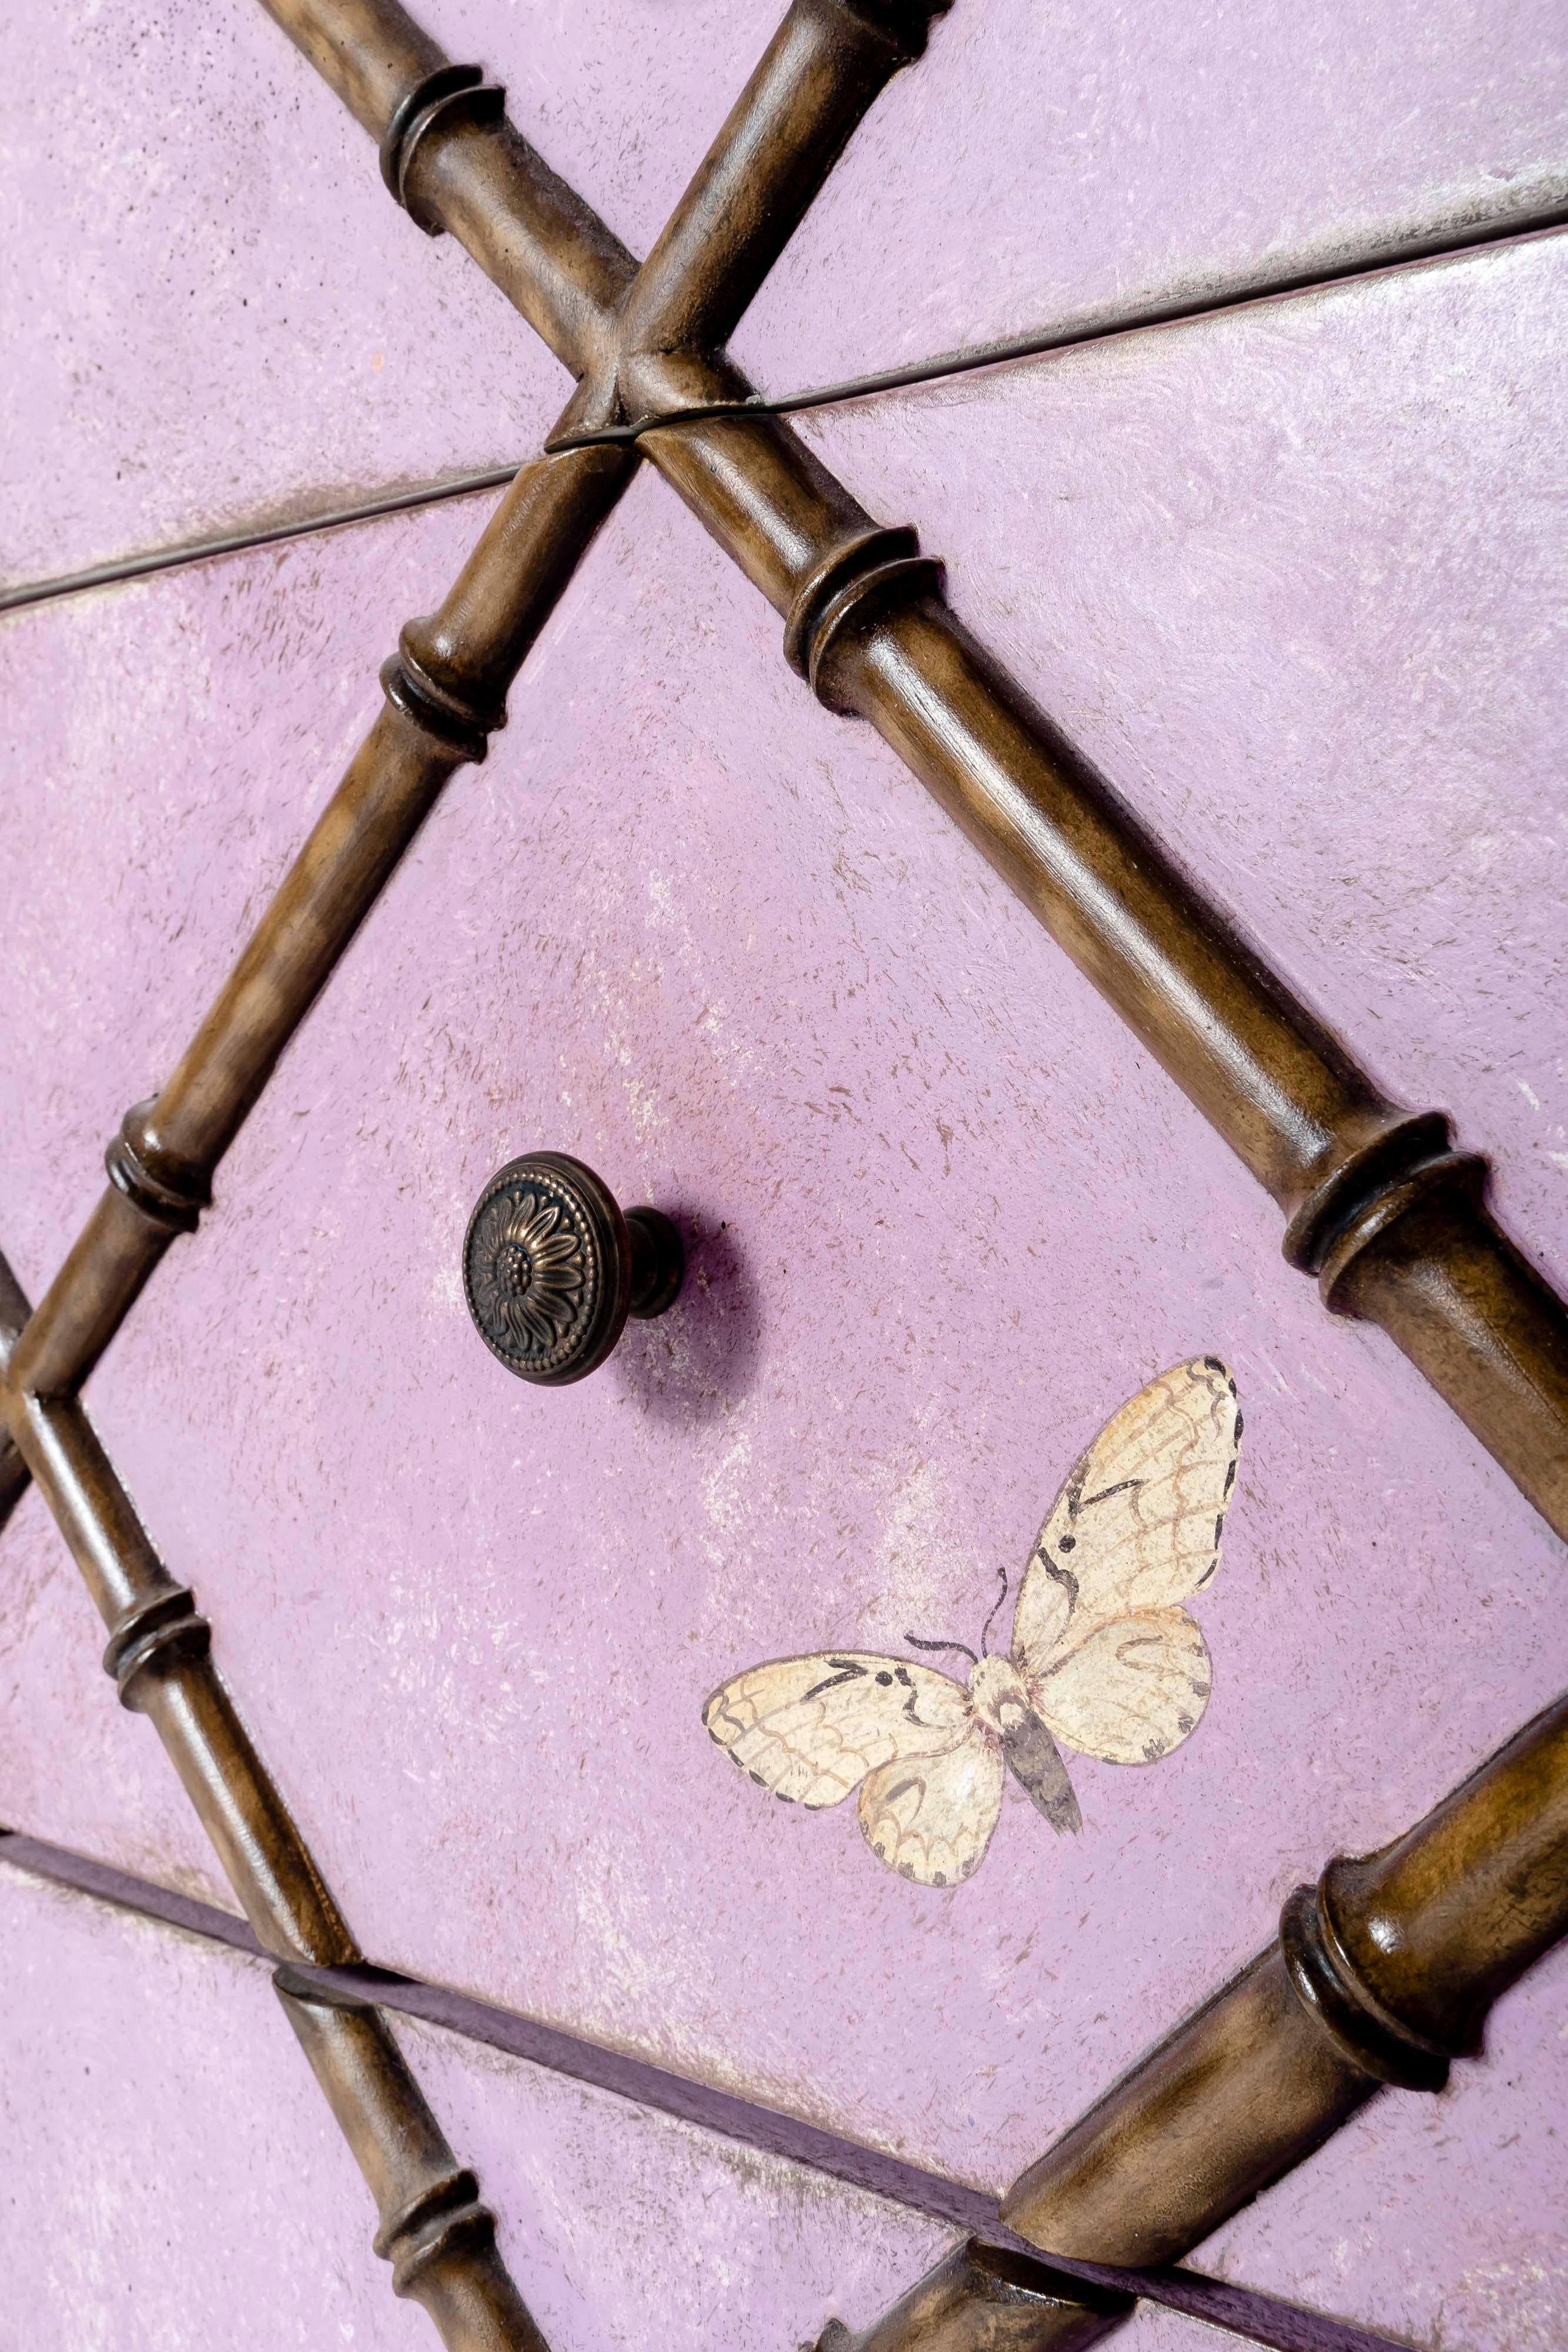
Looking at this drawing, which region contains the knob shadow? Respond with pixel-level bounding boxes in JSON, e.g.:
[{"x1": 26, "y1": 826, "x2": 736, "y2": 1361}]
[{"x1": 613, "y1": 1210, "x2": 761, "y2": 1425}]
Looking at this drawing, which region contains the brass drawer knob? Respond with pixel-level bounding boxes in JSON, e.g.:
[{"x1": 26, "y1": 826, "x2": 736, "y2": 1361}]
[{"x1": 462, "y1": 1151, "x2": 684, "y2": 1385}]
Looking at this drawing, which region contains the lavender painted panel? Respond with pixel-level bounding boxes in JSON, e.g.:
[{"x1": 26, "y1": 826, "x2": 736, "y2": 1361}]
[
  {"x1": 0, "y1": 1857, "x2": 400, "y2": 2347},
  {"x1": 0, "y1": 1859, "x2": 950, "y2": 2349},
  {"x1": 1117, "y1": 1946, "x2": 1568, "y2": 2351},
  {"x1": 735, "y1": 0, "x2": 1568, "y2": 387},
  {"x1": 0, "y1": 3, "x2": 559, "y2": 591},
  {"x1": 0, "y1": 1483, "x2": 222, "y2": 1906},
  {"x1": 0, "y1": 494, "x2": 503, "y2": 1908},
  {"x1": 403, "y1": 0, "x2": 1568, "y2": 393},
  {"x1": 2, "y1": 240, "x2": 1566, "y2": 2346},
  {"x1": 798, "y1": 230, "x2": 1568, "y2": 1288}
]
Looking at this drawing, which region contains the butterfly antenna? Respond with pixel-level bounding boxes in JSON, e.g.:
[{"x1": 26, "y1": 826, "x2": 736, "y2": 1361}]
[
  {"x1": 977, "y1": 1562, "x2": 1010, "y2": 1657},
  {"x1": 904, "y1": 1632, "x2": 978, "y2": 1665}
]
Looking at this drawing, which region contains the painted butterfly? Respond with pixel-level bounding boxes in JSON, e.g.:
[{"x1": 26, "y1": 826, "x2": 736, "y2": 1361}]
[{"x1": 701, "y1": 1358, "x2": 1242, "y2": 1886}]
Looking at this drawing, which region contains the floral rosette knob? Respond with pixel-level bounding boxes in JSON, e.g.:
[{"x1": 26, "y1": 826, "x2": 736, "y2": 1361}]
[{"x1": 462, "y1": 1151, "x2": 684, "y2": 1385}]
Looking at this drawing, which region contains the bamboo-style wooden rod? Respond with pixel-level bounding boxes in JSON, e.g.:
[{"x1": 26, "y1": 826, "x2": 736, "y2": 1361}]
[
  {"x1": 257, "y1": 0, "x2": 1568, "y2": 1548},
  {"x1": 0, "y1": 1252, "x2": 548, "y2": 2351},
  {"x1": 819, "y1": 2241, "x2": 1128, "y2": 2352},
  {"x1": 0, "y1": 1824, "x2": 1420, "y2": 2352},
  {"x1": 820, "y1": 1689, "x2": 1568, "y2": 2348},
  {"x1": 9, "y1": 1389, "x2": 357, "y2": 1969},
  {"x1": 0, "y1": 1257, "x2": 31, "y2": 1535},
  {"x1": 6, "y1": 3, "x2": 1562, "y2": 2342},
  {"x1": 277, "y1": 1972, "x2": 550, "y2": 2349},
  {"x1": 6, "y1": 445, "x2": 630, "y2": 1404},
  {"x1": 10, "y1": 5, "x2": 945, "y2": 1415},
  {"x1": 1005, "y1": 1690, "x2": 1568, "y2": 2260},
  {"x1": 2, "y1": 17, "x2": 959, "y2": 2347},
  {"x1": 608, "y1": 0, "x2": 950, "y2": 413}
]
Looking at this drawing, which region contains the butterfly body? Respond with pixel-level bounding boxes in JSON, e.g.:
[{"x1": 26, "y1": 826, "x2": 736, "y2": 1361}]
[
  {"x1": 967, "y1": 1652, "x2": 1032, "y2": 1733},
  {"x1": 703, "y1": 1357, "x2": 1241, "y2": 1887},
  {"x1": 963, "y1": 1655, "x2": 1086, "y2": 1836}
]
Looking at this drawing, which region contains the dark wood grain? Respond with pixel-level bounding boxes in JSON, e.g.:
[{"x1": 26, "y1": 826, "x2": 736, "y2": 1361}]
[{"x1": 611, "y1": 0, "x2": 950, "y2": 420}]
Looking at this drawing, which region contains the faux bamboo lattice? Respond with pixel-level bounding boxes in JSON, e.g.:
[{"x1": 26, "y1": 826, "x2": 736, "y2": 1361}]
[{"x1": 4, "y1": 1, "x2": 1565, "y2": 2346}]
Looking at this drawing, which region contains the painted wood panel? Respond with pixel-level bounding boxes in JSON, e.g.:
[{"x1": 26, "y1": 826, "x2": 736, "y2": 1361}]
[
  {"x1": 735, "y1": 0, "x2": 1568, "y2": 384},
  {"x1": 3, "y1": 230, "x2": 1564, "y2": 2186},
  {"x1": 0, "y1": 1857, "x2": 952, "y2": 2349},
  {"x1": 6, "y1": 0, "x2": 1566, "y2": 587},
  {"x1": 4, "y1": 52, "x2": 1566, "y2": 2333},
  {"x1": 0, "y1": 5, "x2": 551, "y2": 590}
]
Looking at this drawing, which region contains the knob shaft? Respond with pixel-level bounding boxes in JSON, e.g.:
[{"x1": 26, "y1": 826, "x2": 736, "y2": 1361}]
[{"x1": 463, "y1": 1151, "x2": 683, "y2": 1385}]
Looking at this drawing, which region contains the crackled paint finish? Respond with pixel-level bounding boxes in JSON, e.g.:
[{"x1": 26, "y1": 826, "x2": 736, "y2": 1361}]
[
  {"x1": 0, "y1": 1861, "x2": 951, "y2": 2350},
  {"x1": 5, "y1": 0, "x2": 1568, "y2": 586}
]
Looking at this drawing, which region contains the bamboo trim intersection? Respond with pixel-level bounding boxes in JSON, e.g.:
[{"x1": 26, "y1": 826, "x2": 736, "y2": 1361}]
[
  {"x1": 0, "y1": 1829, "x2": 1480, "y2": 2352},
  {"x1": 2, "y1": 0, "x2": 1566, "y2": 2346},
  {"x1": 4, "y1": 211, "x2": 1564, "y2": 622},
  {"x1": 258, "y1": 0, "x2": 1568, "y2": 1546}
]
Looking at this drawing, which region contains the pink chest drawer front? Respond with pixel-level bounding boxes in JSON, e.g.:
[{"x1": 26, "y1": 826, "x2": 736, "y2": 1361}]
[
  {"x1": 4, "y1": 1, "x2": 1567, "y2": 2348},
  {"x1": 4, "y1": 0, "x2": 1566, "y2": 590}
]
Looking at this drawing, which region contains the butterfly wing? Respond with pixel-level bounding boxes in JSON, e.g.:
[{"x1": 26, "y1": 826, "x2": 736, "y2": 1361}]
[
  {"x1": 1029, "y1": 1605, "x2": 1212, "y2": 1765},
  {"x1": 858, "y1": 1728, "x2": 1005, "y2": 1885},
  {"x1": 702, "y1": 1653, "x2": 970, "y2": 1809},
  {"x1": 1014, "y1": 1356, "x2": 1241, "y2": 1673}
]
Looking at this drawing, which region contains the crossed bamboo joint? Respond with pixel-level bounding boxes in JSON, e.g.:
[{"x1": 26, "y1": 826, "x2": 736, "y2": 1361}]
[{"x1": 4, "y1": 1, "x2": 1567, "y2": 2347}]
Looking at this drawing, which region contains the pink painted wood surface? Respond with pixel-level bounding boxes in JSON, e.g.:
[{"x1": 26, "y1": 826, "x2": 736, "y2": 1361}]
[
  {"x1": 2, "y1": 226, "x2": 1565, "y2": 2265},
  {"x1": 408, "y1": 0, "x2": 1568, "y2": 383},
  {"x1": 3, "y1": 34, "x2": 1566, "y2": 2329},
  {"x1": 5, "y1": 0, "x2": 1566, "y2": 586},
  {"x1": 0, "y1": 5, "x2": 554, "y2": 590},
  {"x1": 0, "y1": 1856, "x2": 399, "y2": 2347},
  {"x1": 0, "y1": 1858, "x2": 948, "y2": 2348}
]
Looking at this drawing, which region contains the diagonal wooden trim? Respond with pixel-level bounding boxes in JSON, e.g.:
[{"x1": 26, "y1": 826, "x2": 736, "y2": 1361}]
[
  {"x1": 5, "y1": 444, "x2": 629, "y2": 1404},
  {"x1": 607, "y1": 0, "x2": 951, "y2": 417},
  {"x1": 10, "y1": 214, "x2": 1562, "y2": 621},
  {"x1": 276, "y1": 1978, "x2": 550, "y2": 2346},
  {"x1": 0, "y1": 1257, "x2": 31, "y2": 1534},
  {"x1": 0, "y1": 1252, "x2": 548, "y2": 2345},
  {"x1": 10, "y1": 1395, "x2": 356, "y2": 1967},
  {"x1": 823, "y1": 1690, "x2": 1568, "y2": 2346},
  {"x1": 258, "y1": 0, "x2": 1568, "y2": 1547},
  {"x1": 0, "y1": 1830, "x2": 1412, "y2": 2352},
  {"x1": 1, "y1": 15, "x2": 962, "y2": 2346},
  {"x1": 8, "y1": 1, "x2": 1564, "y2": 2342}
]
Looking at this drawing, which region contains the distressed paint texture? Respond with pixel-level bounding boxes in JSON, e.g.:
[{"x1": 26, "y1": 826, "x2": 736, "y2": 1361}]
[
  {"x1": 0, "y1": 1859, "x2": 952, "y2": 2350},
  {"x1": 1124, "y1": 1938, "x2": 1568, "y2": 2350},
  {"x1": 6, "y1": 0, "x2": 1568, "y2": 587},
  {"x1": 0, "y1": 2, "x2": 554, "y2": 590},
  {"x1": 2, "y1": 223, "x2": 1566, "y2": 2267},
  {"x1": 799, "y1": 229, "x2": 1568, "y2": 1286},
  {"x1": 406, "y1": 0, "x2": 1568, "y2": 383},
  {"x1": 3, "y1": 18, "x2": 1567, "y2": 2338},
  {"x1": 0, "y1": 1857, "x2": 398, "y2": 2348}
]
